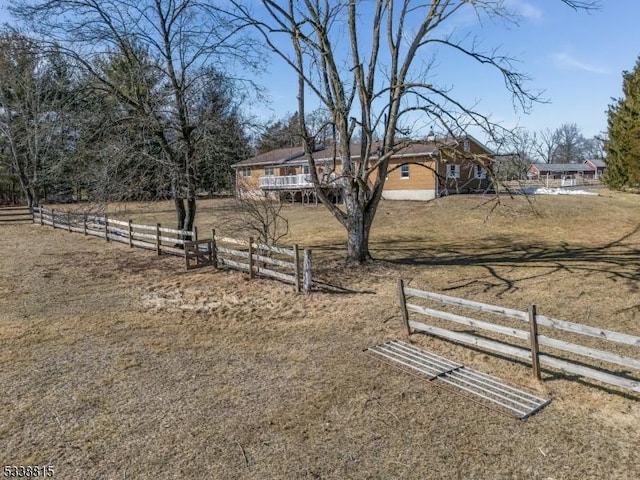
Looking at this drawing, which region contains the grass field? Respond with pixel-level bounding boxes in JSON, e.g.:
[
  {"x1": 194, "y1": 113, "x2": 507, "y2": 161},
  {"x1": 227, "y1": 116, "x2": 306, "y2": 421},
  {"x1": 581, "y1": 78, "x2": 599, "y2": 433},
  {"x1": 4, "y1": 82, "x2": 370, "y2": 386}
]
[{"x1": 1, "y1": 191, "x2": 639, "y2": 479}]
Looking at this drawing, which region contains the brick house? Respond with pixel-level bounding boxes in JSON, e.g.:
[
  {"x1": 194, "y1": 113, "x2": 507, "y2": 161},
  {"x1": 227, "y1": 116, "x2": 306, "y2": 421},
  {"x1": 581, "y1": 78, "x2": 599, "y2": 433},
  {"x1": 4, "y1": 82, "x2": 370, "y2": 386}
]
[{"x1": 234, "y1": 135, "x2": 494, "y2": 203}]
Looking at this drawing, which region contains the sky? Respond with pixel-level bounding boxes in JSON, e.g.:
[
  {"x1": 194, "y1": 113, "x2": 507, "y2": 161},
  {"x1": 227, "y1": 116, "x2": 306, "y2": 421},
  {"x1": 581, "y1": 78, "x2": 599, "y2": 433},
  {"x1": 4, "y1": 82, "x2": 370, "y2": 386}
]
[
  {"x1": 252, "y1": 0, "x2": 640, "y2": 141},
  {"x1": 477, "y1": 0, "x2": 640, "y2": 139},
  {"x1": 1, "y1": 1, "x2": 638, "y2": 142}
]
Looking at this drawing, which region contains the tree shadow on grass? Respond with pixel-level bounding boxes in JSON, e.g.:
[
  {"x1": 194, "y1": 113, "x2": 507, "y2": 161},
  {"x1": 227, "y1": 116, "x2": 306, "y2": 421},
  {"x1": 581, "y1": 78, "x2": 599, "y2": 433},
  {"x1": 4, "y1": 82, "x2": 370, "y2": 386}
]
[
  {"x1": 311, "y1": 279, "x2": 377, "y2": 295},
  {"x1": 373, "y1": 225, "x2": 640, "y2": 298}
]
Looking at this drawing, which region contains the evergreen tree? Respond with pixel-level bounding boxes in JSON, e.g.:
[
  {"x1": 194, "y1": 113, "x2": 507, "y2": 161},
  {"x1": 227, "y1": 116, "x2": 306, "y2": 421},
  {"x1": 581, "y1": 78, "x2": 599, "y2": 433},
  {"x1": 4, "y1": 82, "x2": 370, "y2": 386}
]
[
  {"x1": 256, "y1": 113, "x2": 300, "y2": 153},
  {"x1": 255, "y1": 108, "x2": 333, "y2": 154},
  {"x1": 193, "y1": 69, "x2": 251, "y2": 195},
  {"x1": 605, "y1": 57, "x2": 640, "y2": 190}
]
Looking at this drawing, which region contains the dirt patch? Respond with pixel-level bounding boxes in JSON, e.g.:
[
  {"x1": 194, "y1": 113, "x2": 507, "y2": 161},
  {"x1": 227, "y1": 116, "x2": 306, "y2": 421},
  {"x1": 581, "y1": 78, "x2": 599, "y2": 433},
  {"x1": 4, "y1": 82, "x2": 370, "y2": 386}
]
[{"x1": 1, "y1": 193, "x2": 640, "y2": 479}]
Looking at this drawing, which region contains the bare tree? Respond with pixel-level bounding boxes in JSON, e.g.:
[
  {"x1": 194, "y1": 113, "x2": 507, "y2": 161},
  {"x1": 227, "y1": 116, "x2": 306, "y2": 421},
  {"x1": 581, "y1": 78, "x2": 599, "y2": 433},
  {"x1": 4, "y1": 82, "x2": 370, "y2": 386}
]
[
  {"x1": 12, "y1": 0, "x2": 259, "y2": 233},
  {"x1": 535, "y1": 128, "x2": 561, "y2": 164},
  {"x1": 492, "y1": 128, "x2": 538, "y2": 181},
  {"x1": 583, "y1": 134, "x2": 606, "y2": 160},
  {"x1": 504, "y1": 128, "x2": 539, "y2": 163},
  {"x1": 552, "y1": 122, "x2": 586, "y2": 163},
  {"x1": 234, "y1": 0, "x2": 596, "y2": 263},
  {"x1": 231, "y1": 184, "x2": 289, "y2": 246},
  {"x1": 0, "y1": 32, "x2": 75, "y2": 207}
]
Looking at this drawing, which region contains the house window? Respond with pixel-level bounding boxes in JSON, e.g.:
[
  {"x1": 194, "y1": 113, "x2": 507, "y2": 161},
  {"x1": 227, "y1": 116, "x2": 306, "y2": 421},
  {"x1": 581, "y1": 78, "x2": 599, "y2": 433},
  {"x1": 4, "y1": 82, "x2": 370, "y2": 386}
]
[
  {"x1": 264, "y1": 166, "x2": 275, "y2": 176},
  {"x1": 242, "y1": 167, "x2": 251, "y2": 177},
  {"x1": 400, "y1": 164, "x2": 410, "y2": 178},
  {"x1": 463, "y1": 138, "x2": 471, "y2": 152},
  {"x1": 474, "y1": 165, "x2": 487, "y2": 179},
  {"x1": 446, "y1": 164, "x2": 460, "y2": 179},
  {"x1": 302, "y1": 165, "x2": 310, "y2": 175}
]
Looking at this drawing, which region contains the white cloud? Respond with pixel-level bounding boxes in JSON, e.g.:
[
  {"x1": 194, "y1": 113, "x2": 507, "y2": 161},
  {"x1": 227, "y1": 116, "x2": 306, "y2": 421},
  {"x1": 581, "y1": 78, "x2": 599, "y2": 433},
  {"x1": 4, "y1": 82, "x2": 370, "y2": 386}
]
[
  {"x1": 506, "y1": 0, "x2": 543, "y2": 21},
  {"x1": 551, "y1": 52, "x2": 609, "y2": 74}
]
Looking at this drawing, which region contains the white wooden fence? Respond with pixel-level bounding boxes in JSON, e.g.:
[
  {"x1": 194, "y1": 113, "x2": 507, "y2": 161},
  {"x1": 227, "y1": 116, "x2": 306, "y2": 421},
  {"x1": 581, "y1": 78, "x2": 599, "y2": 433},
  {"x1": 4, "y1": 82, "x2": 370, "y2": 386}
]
[
  {"x1": 210, "y1": 232, "x2": 312, "y2": 293},
  {"x1": 32, "y1": 207, "x2": 313, "y2": 292},
  {"x1": 398, "y1": 280, "x2": 640, "y2": 394},
  {"x1": 33, "y1": 206, "x2": 195, "y2": 256}
]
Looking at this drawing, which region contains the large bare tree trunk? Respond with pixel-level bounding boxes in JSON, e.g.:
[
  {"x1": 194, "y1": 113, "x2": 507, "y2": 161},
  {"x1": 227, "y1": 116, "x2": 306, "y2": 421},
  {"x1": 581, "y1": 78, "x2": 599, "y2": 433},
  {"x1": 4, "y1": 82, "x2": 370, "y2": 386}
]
[
  {"x1": 345, "y1": 197, "x2": 372, "y2": 263},
  {"x1": 174, "y1": 195, "x2": 186, "y2": 228},
  {"x1": 344, "y1": 182, "x2": 384, "y2": 263},
  {"x1": 13, "y1": 159, "x2": 39, "y2": 207},
  {"x1": 27, "y1": 187, "x2": 39, "y2": 208},
  {"x1": 173, "y1": 193, "x2": 196, "y2": 242},
  {"x1": 184, "y1": 197, "x2": 196, "y2": 238}
]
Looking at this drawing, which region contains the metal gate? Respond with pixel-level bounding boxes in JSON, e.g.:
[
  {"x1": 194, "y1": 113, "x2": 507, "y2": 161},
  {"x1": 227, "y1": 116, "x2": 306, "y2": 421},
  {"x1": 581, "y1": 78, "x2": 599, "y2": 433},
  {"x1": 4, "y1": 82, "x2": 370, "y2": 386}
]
[{"x1": 366, "y1": 340, "x2": 551, "y2": 420}]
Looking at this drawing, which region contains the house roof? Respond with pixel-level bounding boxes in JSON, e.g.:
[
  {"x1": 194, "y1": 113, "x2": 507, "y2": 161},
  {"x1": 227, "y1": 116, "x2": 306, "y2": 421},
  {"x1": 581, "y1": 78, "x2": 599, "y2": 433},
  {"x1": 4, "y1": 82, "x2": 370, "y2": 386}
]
[
  {"x1": 530, "y1": 163, "x2": 594, "y2": 173},
  {"x1": 237, "y1": 146, "x2": 306, "y2": 167},
  {"x1": 585, "y1": 159, "x2": 606, "y2": 168},
  {"x1": 236, "y1": 135, "x2": 494, "y2": 167}
]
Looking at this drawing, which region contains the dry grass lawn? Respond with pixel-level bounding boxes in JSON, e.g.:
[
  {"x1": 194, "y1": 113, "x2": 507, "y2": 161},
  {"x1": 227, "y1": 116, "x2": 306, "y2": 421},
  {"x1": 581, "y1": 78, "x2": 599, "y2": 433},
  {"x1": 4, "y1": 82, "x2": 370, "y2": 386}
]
[{"x1": 1, "y1": 190, "x2": 639, "y2": 479}]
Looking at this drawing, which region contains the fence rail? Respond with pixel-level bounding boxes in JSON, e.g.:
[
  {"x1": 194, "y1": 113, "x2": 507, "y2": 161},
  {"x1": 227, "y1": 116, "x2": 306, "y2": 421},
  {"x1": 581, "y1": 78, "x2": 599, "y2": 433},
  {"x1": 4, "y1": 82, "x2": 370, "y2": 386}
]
[
  {"x1": 212, "y1": 232, "x2": 311, "y2": 293},
  {"x1": 398, "y1": 280, "x2": 640, "y2": 394},
  {"x1": 31, "y1": 207, "x2": 313, "y2": 292},
  {"x1": 0, "y1": 206, "x2": 32, "y2": 224},
  {"x1": 33, "y1": 207, "x2": 194, "y2": 256}
]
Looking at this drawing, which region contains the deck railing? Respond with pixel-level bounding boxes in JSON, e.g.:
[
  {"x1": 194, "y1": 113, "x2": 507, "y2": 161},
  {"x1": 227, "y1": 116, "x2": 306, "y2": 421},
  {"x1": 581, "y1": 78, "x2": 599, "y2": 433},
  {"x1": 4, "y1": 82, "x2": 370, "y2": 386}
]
[
  {"x1": 259, "y1": 173, "x2": 344, "y2": 189},
  {"x1": 260, "y1": 174, "x2": 313, "y2": 188}
]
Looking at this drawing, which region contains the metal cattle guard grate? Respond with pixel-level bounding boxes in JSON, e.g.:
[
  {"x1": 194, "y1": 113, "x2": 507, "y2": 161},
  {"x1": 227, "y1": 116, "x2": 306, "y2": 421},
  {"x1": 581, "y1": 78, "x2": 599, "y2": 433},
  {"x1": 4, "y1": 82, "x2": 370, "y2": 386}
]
[{"x1": 365, "y1": 340, "x2": 551, "y2": 420}]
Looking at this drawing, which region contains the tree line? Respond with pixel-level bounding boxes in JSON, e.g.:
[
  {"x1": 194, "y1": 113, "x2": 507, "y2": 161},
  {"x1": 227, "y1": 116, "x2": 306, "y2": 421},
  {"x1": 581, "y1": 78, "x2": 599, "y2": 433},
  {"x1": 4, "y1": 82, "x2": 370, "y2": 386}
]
[
  {"x1": 0, "y1": 1, "x2": 613, "y2": 263},
  {"x1": 506, "y1": 123, "x2": 604, "y2": 165},
  {"x1": 1, "y1": 0, "x2": 258, "y2": 236},
  {"x1": 0, "y1": 34, "x2": 251, "y2": 208}
]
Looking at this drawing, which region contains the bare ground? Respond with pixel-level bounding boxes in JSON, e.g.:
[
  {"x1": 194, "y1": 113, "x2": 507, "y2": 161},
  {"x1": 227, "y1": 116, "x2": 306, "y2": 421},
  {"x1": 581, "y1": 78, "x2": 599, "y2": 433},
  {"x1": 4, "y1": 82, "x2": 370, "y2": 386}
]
[{"x1": 1, "y1": 191, "x2": 639, "y2": 479}]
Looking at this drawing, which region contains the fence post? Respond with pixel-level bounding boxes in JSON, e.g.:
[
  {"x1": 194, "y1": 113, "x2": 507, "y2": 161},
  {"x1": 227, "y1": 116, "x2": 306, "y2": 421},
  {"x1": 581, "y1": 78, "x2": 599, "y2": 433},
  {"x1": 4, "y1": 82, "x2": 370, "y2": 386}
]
[
  {"x1": 303, "y1": 249, "x2": 312, "y2": 294},
  {"x1": 211, "y1": 229, "x2": 218, "y2": 268},
  {"x1": 207, "y1": 239, "x2": 213, "y2": 265},
  {"x1": 528, "y1": 304, "x2": 541, "y2": 381},
  {"x1": 156, "y1": 223, "x2": 162, "y2": 255},
  {"x1": 293, "y1": 244, "x2": 301, "y2": 293},
  {"x1": 128, "y1": 219, "x2": 133, "y2": 247},
  {"x1": 397, "y1": 279, "x2": 411, "y2": 336},
  {"x1": 39, "y1": 208, "x2": 44, "y2": 226},
  {"x1": 83, "y1": 214, "x2": 87, "y2": 236},
  {"x1": 67, "y1": 212, "x2": 71, "y2": 233},
  {"x1": 184, "y1": 240, "x2": 191, "y2": 270},
  {"x1": 104, "y1": 214, "x2": 109, "y2": 242},
  {"x1": 193, "y1": 226, "x2": 198, "y2": 243},
  {"x1": 248, "y1": 236, "x2": 255, "y2": 278}
]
